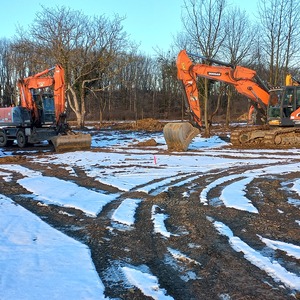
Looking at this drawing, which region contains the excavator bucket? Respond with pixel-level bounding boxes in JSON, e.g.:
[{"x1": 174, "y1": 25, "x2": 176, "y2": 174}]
[
  {"x1": 51, "y1": 132, "x2": 92, "y2": 152},
  {"x1": 163, "y1": 122, "x2": 200, "y2": 151}
]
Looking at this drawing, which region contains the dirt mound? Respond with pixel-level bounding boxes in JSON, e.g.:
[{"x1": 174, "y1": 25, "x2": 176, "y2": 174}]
[
  {"x1": 92, "y1": 119, "x2": 165, "y2": 131},
  {"x1": 237, "y1": 112, "x2": 249, "y2": 121},
  {"x1": 133, "y1": 118, "x2": 164, "y2": 131},
  {"x1": 0, "y1": 155, "x2": 25, "y2": 163},
  {"x1": 136, "y1": 138, "x2": 158, "y2": 147}
]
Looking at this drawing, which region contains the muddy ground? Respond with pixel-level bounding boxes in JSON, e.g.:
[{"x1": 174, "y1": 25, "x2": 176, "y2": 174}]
[{"x1": 1, "y1": 121, "x2": 300, "y2": 300}]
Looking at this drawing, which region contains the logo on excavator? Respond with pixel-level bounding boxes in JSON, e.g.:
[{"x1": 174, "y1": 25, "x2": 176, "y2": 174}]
[
  {"x1": 207, "y1": 72, "x2": 221, "y2": 76},
  {"x1": 37, "y1": 81, "x2": 47, "y2": 87}
]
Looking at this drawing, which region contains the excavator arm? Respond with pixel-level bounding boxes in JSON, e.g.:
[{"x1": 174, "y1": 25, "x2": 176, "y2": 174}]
[
  {"x1": 164, "y1": 50, "x2": 271, "y2": 151},
  {"x1": 177, "y1": 50, "x2": 270, "y2": 126}
]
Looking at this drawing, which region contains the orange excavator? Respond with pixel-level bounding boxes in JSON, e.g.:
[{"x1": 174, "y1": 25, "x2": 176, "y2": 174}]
[
  {"x1": 0, "y1": 65, "x2": 91, "y2": 152},
  {"x1": 163, "y1": 50, "x2": 300, "y2": 151}
]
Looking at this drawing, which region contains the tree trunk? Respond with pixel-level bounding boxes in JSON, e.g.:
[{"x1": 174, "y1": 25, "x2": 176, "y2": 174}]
[
  {"x1": 99, "y1": 109, "x2": 103, "y2": 124},
  {"x1": 204, "y1": 78, "x2": 210, "y2": 137},
  {"x1": 225, "y1": 87, "x2": 233, "y2": 127},
  {"x1": 67, "y1": 84, "x2": 84, "y2": 128},
  {"x1": 210, "y1": 84, "x2": 225, "y2": 123},
  {"x1": 80, "y1": 88, "x2": 86, "y2": 128}
]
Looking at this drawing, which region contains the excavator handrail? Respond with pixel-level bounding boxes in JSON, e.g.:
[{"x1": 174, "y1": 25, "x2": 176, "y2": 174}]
[{"x1": 187, "y1": 52, "x2": 234, "y2": 68}]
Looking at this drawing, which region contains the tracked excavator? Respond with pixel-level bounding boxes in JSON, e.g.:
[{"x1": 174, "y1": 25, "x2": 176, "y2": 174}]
[
  {"x1": 0, "y1": 65, "x2": 91, "y2": 152},
  {"x1": 163, "y1": 50, "x2": 300, "y2": 151}
]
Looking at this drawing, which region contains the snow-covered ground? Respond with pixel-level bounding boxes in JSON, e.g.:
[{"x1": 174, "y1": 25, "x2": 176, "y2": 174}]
[{"x1": 1, "y1": 130, "x2": 300, "y2": 299}]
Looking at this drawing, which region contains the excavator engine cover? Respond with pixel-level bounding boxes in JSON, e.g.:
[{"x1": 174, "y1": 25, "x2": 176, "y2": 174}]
[
  {"x1": 51, "y1": 132, "x2": 92, "y2": 152},
  {"x1": 163, "y1": 122, "x2": 200, "y2": 151}
]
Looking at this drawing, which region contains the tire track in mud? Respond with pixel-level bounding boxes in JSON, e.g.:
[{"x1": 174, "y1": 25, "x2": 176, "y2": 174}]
[{"x1": 1, "y1": 156, "x2": 300, "y2": 299}]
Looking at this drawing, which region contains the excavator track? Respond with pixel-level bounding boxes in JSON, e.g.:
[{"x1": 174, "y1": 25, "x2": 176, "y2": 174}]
[
  {"x1": 231, "y1": 126, "x2": 300, "y2": 149},
  {"x1": 264, "y1": 127, "x2": 300, "y2": 148},
  {"x1": 230, "y1": 126, "x2": 269, "y2": 148}
]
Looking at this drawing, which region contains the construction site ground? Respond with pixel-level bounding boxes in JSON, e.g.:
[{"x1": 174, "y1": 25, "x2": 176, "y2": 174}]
[{"x1": 1, "y1": 119, "x2": 300, "y2": 300}]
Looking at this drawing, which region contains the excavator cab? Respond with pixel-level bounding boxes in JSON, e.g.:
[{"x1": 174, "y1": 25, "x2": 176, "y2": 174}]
[
  {"x1": 268, "y1": 86, "x2": 300, "y2": 126},
  {"x1": 32, "y1": 91, "x2": 55, "y2": 125},
  {"x1": 267, "y1": 89, "x2": 284, "y2": 124},
  {"x1": 41, "y1": 93, "x2": 55, "y2": 124}
]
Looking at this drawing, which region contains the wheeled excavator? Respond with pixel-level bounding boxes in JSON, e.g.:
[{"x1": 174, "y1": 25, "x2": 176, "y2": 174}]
[
  {"x1": 0, "y1": 65, "x2": 91, "y2": 152},
  {"x1": 163, "y1": 50, "x2": 300, "y2": 151}
]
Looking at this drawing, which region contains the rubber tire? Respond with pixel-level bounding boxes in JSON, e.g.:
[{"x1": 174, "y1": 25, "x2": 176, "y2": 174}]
[
  {"x1": 0, "y1": 131, "x2": 8, "y2": 147},
  {"x1": 17, "y1": 130, "x2": 27, "y2": 148}
]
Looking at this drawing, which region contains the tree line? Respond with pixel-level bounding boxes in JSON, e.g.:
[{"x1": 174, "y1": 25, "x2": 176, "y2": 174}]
[{"x1": 0, "y1": 0, "x2": 299, "y2": 130}]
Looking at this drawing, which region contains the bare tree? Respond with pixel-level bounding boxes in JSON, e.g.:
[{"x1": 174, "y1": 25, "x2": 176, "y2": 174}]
[
  {"x1": 222, "y1": 7, "x2": 256, "y2": 126},
  {"x1": 14, "y1": 6, "x2": 132, "y2": 127},
  {"x1": 179, "y1": 0, "x2": 227, "y2": 136},
  {"x1": 258, "y1": 0, "x2": 300, "y2": 85},
  {"x1": 0, "y1": 39, "x2": 13, "y2": 106}
]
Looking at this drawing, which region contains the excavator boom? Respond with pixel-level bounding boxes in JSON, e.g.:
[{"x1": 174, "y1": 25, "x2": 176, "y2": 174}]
[{"x1": 177, "y1": 50, "x2": 270, "y2": 119}]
